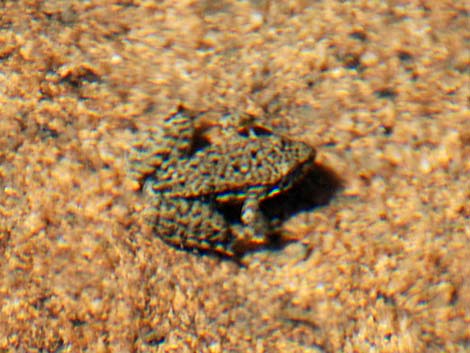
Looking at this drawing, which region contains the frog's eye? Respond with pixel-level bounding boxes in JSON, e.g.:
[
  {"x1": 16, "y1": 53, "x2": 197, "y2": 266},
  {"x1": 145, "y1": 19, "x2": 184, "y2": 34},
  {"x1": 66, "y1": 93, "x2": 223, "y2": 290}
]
[
  {"x1": 251, "y1": 125, "x2": 272, "y2": 136},
  {"x1": 237, "y1": 125, "x2": 273, "y2": 137},
  {"x1": 238, "y1": 128, "x2": 250, "y2": 137}
]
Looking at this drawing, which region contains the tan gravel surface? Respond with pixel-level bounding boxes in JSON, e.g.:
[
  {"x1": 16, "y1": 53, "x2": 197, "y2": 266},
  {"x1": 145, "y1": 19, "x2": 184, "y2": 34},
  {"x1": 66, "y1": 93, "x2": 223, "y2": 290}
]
[{"x1": 0, "y1": 1, "x2": 468, "y2": 352}]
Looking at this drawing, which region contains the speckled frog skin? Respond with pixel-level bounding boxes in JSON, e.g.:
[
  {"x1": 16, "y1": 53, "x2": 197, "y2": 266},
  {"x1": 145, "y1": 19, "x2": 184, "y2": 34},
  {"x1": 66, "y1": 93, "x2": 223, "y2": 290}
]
[{"x1": 129, "y1": 110, "x2": 316, "y2": 257}]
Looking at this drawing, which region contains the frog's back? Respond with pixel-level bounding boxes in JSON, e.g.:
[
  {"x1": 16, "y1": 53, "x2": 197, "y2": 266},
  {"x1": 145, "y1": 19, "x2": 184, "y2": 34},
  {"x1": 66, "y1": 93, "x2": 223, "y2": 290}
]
[{"x1": 148, "y1": 133, "x2": 316, "y2": 199}]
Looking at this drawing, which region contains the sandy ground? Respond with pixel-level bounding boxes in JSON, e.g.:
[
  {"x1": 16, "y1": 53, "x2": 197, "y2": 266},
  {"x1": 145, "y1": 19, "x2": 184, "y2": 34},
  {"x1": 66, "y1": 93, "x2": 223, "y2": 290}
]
[{"x1": 0, "y1": 1, "x2": 469, "y2": 352}]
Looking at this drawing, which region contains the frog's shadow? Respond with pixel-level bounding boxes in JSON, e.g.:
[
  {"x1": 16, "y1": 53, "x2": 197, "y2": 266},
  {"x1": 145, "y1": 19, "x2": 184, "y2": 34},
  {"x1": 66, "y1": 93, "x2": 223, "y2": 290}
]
[
  {"x1": 266, "y1": 163, "x2": 341, "y2": 217},
  {"x1": 218, "y1": 162, "x2": 343, "y2": 254}
]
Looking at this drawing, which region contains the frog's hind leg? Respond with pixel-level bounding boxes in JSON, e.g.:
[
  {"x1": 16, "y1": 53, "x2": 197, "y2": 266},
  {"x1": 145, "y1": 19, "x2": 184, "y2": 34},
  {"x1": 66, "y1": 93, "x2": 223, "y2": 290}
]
[
  {"x1": 144, "y1": 196, "x2": 237, "y2": 258},
  {"x1": 160, "y1": 109, "x2": 195, "y2": 160},
  {"x1": 127, "y1": 109, "x2": 194, "y2": 189}
]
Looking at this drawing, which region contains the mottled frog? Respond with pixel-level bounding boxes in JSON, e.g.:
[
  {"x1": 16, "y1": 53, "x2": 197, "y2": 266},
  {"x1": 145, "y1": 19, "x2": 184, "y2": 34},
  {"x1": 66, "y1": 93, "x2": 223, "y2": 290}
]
[{"x1": 129, "y1": 109, "x2": 316, "y2": 257}]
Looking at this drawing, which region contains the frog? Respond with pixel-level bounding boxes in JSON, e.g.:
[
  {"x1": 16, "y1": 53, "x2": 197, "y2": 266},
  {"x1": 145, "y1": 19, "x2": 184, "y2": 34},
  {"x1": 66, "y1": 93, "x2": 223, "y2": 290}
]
[{"x1": 128, "y1": 108, "x2": 316, "y2": 257}]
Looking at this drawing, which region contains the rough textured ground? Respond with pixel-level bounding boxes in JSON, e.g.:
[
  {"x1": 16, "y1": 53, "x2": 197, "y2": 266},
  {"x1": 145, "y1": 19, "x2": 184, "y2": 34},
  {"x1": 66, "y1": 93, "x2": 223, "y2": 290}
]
[{"x1": 0, "y1": 1, "x2": 468, "y2": 352}]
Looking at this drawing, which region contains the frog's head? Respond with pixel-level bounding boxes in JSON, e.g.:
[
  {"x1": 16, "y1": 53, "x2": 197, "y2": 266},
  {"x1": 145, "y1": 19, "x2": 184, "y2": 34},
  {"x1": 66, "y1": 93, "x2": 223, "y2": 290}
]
[{"x1": 267, "y1": 138, "x2": 316, "y2": 197}]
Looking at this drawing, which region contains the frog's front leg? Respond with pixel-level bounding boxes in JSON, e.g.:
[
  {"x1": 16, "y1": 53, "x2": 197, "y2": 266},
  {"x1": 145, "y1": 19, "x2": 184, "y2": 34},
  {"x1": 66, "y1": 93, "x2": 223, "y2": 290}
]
[{"x1": 239, "y1": 190, "x2": 270, "y2": 244}]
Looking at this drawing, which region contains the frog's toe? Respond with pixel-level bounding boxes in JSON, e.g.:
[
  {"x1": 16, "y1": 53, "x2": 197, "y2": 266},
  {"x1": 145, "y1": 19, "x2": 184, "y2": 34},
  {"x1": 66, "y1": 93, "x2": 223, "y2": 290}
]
[
  {"x1": 241, "y1": 207, "x2": 256, "y2": 224},
  {"x1": 230, "y1": 225, "x2": 267, "y2": 254}
]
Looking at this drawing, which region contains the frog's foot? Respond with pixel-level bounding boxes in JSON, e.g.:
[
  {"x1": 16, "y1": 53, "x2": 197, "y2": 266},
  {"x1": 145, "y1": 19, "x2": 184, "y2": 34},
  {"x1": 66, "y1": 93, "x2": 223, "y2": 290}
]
[
  {"x1": 225, "y1": 193, "x2": 270, "y2": 255},
  {"x1": 144, "y1": 196, "x2": 236, "y2": 258},
  {"x1": 228, "y1": 223, "x2": 269, "y2": 255}
]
